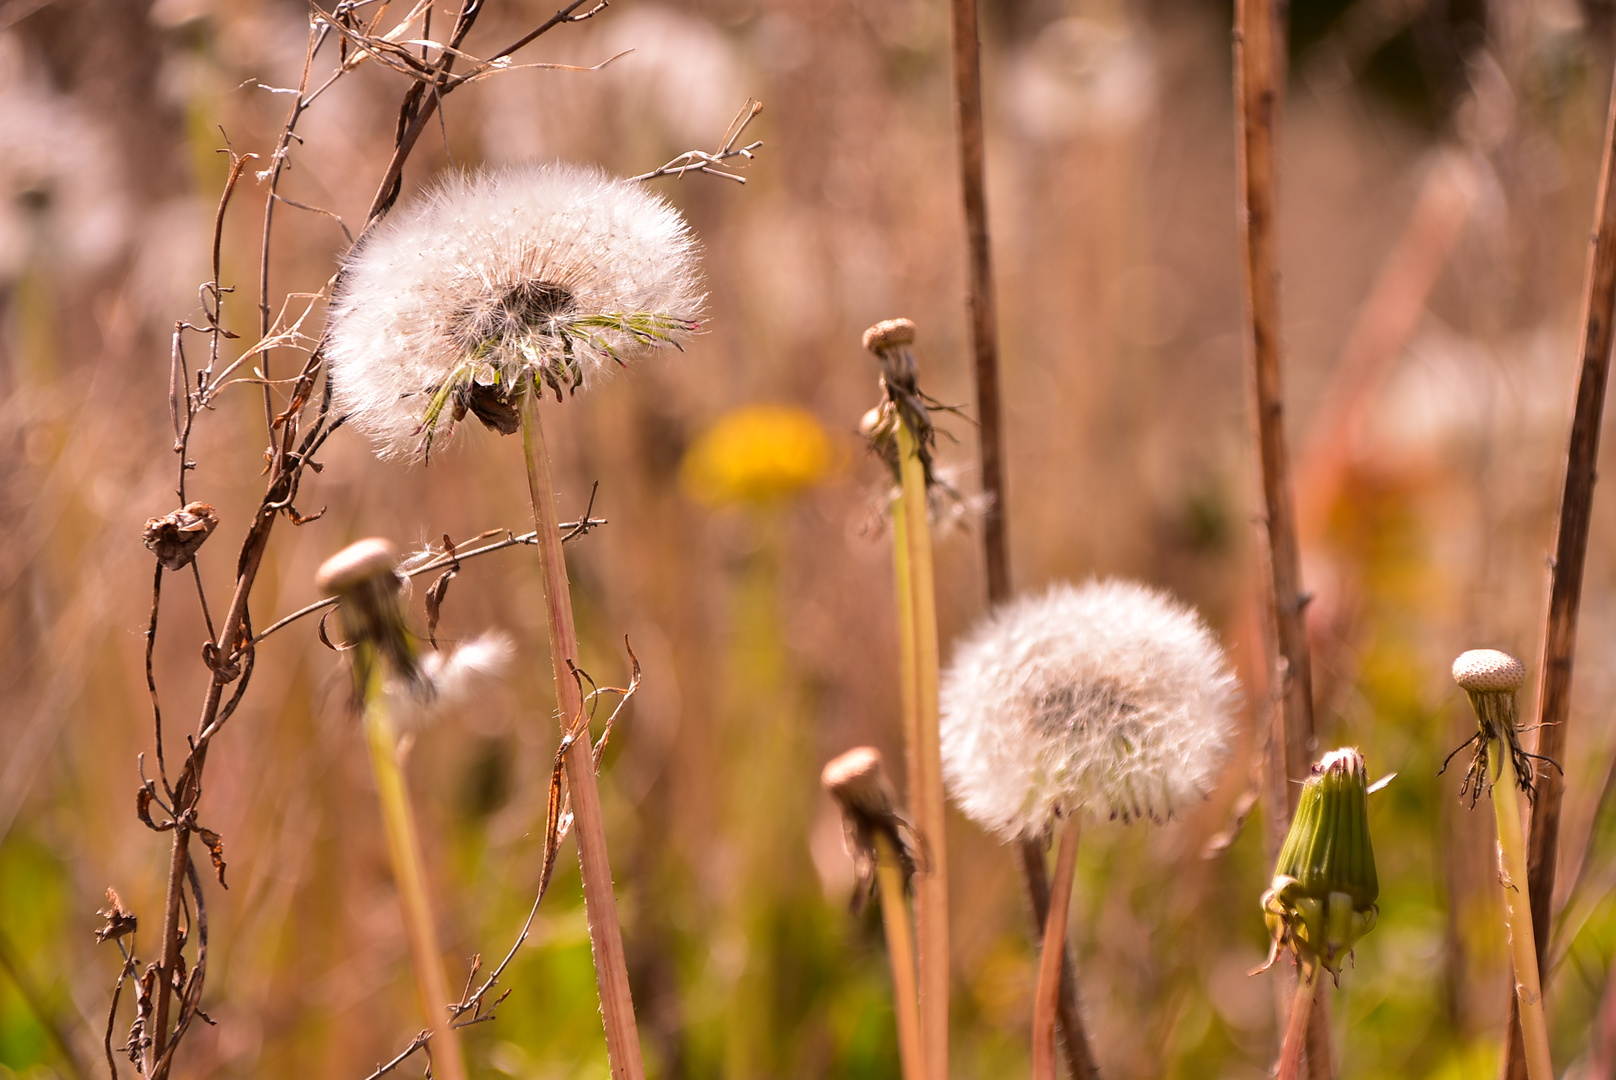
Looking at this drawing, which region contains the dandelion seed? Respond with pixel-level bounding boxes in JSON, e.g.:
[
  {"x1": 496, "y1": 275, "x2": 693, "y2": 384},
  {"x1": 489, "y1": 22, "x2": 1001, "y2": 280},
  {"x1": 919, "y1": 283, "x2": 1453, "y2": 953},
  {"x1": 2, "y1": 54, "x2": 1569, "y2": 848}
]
[
  {"x1": 939, "y1": 578, "x2": 1239, "y2": 839},
  {"x1": 326, "y1": 162, "x2": 704, "y2": 459}
]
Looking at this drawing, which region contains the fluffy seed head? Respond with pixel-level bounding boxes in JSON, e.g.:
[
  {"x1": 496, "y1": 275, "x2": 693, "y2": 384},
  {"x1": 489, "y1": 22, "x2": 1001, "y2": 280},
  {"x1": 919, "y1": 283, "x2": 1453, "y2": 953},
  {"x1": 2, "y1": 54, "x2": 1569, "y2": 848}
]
[
  {"x1": 940, "y1": 579, "x2": 1239, "y2": 839},
  {"x1": 1452, "y1": 649, "x2": 1525, "y2": 693},
  {"x1": 325, "y1": 162, "x2": 704, "y2": 460}
]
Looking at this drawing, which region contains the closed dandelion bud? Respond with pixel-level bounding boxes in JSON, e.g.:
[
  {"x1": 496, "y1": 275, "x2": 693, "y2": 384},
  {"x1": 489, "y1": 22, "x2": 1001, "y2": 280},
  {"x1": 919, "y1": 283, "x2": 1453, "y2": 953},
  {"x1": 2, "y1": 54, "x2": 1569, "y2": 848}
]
[{"x1": 1260, "y1": 748, "x2": 1379, "y2": 983}]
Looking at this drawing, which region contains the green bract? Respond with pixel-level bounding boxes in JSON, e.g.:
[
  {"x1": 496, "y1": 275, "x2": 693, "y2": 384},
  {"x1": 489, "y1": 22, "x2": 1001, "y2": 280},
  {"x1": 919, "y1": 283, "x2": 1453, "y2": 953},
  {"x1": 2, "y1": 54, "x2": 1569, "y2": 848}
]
[{"x1": 1260, "y1": 748, "x2": 1379, "y2": 982}]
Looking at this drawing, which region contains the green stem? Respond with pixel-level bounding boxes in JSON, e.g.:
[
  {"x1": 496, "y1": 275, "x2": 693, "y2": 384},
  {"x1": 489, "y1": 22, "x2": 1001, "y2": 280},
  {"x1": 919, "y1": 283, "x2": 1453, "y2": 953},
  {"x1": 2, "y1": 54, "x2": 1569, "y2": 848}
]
[
  {"x1": 521, "y1": 394, "x2": 645, "y2": 1080},
  {"x1": 1490, "y1": 738, "x2": 1554, "y2": 1080},
  {"x1": 360, "y1": 656, "x2": 467, "y2": 1080},
  {"x1": 874, "y1": 831, "x2": 927, "y2": 1080},
  {"x1": 891, "y1": 420, "x2": 949, "y2": 1080}
]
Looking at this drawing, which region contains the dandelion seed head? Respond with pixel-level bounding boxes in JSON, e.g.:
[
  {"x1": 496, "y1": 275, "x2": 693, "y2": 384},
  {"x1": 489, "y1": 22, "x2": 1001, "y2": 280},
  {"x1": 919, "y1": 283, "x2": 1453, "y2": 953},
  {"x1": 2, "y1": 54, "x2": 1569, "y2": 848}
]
[
  {"x1": 326, "y1": 162, "x2": 704, "y2": 460},
  {"x1": 939, "y1": 578, "x2": 1239, "y2": 840}
]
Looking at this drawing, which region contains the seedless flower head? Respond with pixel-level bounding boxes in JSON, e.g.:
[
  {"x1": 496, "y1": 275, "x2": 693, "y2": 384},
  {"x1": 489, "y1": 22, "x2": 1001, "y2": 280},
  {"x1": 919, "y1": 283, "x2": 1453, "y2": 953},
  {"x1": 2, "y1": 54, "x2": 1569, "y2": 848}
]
[
  {"x1": 821, "y1": 747, "x2": 917, "y2": 911},
  {"x1": 1448, "y1": 648, "x2": 1544, "y2": 806},
  {"x1": 940, "y1": 579, "x2": 1238, "y2": 839},
  {"x1": 326, "y1": 162, "x2": 704, "y2": 459},
  {"x1": 316, "y1": 538, "x2": 509, "y2": 726}
]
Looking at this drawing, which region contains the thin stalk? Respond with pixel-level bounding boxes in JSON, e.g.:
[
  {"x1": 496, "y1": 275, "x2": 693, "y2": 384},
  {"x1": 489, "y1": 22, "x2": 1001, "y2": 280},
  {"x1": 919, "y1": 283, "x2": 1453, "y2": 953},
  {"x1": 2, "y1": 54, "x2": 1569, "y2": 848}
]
[
  {"x1": 1032, "y1": 817, "x2": 1081, "y2": 1080},
  {"x1": 1491, "y1": 737, "x2": 1555, "y2": 1080},
  {"x1": 520, "y1": 394, "x2": 646, "y2": 1080},
  {"x1": 874, "y1": 830, "x2": 927, "y2": 1080},
  {"x1": 1235, "y1": 0, "x2": 1329, "y2": 1074},
  {"x1": 1276, "y1": 975, "x2": 1315, "y2": 1080},
  {"x1": 891, "y1": 419, "x2": 950, "y2": 1080},
  {"x1": 944, "y1": 0, "x2": 1006, "y2": 606},
  {"x1": 1506, "y1": 49, "x2": 1616, "y2": 1080},
  {"x1": 359, "y1": 658, "x2": 467, "y2": 1080},
  {"x1": 1014, "y1": 841, "x2": 1099, "y2": 1078}
]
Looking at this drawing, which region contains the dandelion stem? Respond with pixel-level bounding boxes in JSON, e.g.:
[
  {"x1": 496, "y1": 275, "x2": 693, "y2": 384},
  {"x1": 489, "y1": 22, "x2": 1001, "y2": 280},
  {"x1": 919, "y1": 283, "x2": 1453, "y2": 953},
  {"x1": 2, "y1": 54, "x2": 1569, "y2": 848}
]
[
  {"x1": 1277, "y1": 973, "x2": 1315, "y2": 1080},
  {"x1": 1033, "y1": 817, "x2": 1080, "y2": 1080},
  {"x1": 359, "y1": 656, "x2": 467, "y2": 1080},
  {"x1": 520, "y1": 393, "x2": 646, "y2": 1080},
  {"x1": 891, "y1": 418, "x2": 950, "y2": 1080},
  {"x1": 1490, "y1": 736, "x2": 1555, "y2": 1080},
  {"x1": 874, "y1": 830, "x2": 927, "y2": 1080}
]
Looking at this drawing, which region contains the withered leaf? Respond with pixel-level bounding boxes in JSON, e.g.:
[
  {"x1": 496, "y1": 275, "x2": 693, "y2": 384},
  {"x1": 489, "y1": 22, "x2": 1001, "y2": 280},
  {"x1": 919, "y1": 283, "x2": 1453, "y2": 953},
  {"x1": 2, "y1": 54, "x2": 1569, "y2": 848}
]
[
  {"x1": 95, "y1": 887, "x2": 138, "y2": 943},
  {"x1": 197, "y1": 826, "x2": 228, "y2": 889},
  {"x1": 143, "y1": 502, "x2": 220, "y2": 571}
]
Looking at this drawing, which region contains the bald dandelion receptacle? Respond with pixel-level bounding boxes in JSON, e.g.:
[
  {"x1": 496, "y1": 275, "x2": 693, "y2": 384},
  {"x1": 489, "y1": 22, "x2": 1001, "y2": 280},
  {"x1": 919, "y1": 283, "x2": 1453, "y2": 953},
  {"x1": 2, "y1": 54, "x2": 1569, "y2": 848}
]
[
  {"x1": 326, "y1": 162, "x2": 704, "y2": 460},
  {"x1": 940, "y1": 578, "x2": 1239, "y2": 839}
]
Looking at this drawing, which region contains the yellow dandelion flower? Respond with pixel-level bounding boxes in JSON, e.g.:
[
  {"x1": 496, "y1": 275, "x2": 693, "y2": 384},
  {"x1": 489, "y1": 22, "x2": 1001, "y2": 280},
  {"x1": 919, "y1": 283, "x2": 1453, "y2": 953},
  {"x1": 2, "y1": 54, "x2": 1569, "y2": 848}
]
[{"x1": 681, "y1": 405, "x2": 835, "y2": 506}]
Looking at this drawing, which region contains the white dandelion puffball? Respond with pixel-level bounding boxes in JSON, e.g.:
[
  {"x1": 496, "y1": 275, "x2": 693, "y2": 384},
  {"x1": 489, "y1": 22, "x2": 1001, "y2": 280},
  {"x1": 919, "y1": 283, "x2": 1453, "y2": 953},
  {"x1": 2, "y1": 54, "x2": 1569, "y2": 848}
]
[
  {"x1": 391, "y1": 632, "x2": 514, "y2": 732},
  {"x1": 940, "y1": 579, "x2": 1239, "y2": 840},
  {"x1": 326, "y1": 162, "x2": 704, "y2": 459}
]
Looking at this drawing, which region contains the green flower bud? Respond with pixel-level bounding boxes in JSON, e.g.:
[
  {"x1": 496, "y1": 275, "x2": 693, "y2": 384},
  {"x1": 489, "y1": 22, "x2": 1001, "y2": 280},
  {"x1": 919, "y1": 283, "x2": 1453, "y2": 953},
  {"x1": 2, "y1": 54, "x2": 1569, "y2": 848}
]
[{"x1": 1260, "y1": 748, "x2": 1379, "y2": 983}]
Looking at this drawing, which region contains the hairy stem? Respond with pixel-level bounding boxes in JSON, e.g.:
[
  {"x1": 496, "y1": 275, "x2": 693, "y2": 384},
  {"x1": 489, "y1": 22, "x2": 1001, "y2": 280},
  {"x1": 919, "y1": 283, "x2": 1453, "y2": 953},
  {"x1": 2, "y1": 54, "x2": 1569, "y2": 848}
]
[
  {"x1": 521, "y1": 395, "x2": 645, "y2": 1080},
  {"x1": 1492, "y1": 738, "x2": 1555, "y2": 1080},
  {"x1": 874, "y1": 830, "x2": 927, "y2": 1080},
  {"x1": 361, "y1": 659, "x2": 467, "y2": 1080},
  {"x1": 1032, "y1": 818, "x2": 1080, "y2": 1080},
  {"x1": 891, "y1": 419, "x2": 950, "y2": 1080}
]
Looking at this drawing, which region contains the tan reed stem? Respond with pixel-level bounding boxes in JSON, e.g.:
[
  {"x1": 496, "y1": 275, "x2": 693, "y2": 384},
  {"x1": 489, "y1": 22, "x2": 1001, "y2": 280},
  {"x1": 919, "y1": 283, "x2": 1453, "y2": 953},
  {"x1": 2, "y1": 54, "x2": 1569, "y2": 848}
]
[
  {"x1": 1234, "y1": 0, "x2": 1331, "y2": 1074},
  {"x1": 1491, "y1": 736, "x2": 1555, "y2": 1080},
  {"x1": 359, "y1": 661, "x2": 468, "y2": 1080},
  {"x1": 1032, "y1": 817, "x2": 1081, "y2": 1080},
  {"x1": 874, "y1": 830, "x2": 927, "y2": 1080},
  {"x1": 521, "y1": 394, "x2": 646, "y2": 1080},
  {"x1": 891, "y1": 418, "x2": 950, "y2": 1080},
  {"x1": 1505, "y1": 52, "x2": 1616, "y2": 1080}
]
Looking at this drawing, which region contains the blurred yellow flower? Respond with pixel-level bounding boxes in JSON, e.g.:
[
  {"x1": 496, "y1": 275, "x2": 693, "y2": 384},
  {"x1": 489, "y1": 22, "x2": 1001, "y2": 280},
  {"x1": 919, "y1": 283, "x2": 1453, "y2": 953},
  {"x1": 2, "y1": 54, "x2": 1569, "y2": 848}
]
[{"x1": 681, "y1": 404, "x2": 836, "y2": 506}]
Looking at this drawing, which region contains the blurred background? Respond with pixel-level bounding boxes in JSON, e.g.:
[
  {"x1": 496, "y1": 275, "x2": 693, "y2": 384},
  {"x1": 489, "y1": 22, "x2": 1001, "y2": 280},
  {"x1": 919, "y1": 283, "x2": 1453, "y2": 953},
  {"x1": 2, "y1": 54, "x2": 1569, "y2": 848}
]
[{"x1": 4, "y1": 0, "x2": 1616, "y2": 1076}]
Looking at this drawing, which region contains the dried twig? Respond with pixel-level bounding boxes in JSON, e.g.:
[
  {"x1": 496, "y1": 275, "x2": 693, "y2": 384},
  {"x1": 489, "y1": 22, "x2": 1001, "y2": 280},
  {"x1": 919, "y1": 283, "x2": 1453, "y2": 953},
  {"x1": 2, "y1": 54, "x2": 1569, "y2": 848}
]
[
  {"x1": 629, "y1": 99, "x2": 764, "y2": 184},
  {"x1": 252, "y1": 501, "x2": 608, "y2": 646}
]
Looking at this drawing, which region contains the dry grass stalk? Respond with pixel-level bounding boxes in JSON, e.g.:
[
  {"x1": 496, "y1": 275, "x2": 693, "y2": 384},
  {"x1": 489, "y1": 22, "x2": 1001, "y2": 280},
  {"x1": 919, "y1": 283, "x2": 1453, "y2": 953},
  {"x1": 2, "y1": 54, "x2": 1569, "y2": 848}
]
[
  {"x1": 1232, "y1": 0, "x2": 1332, "y2": 1075},
  {"x1": 943, "y1": 0, "x2": 1097, "y2": 1064},
  {"x1": 1504, "y1": 51, "x2": 1616, "y2": 1080}
]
